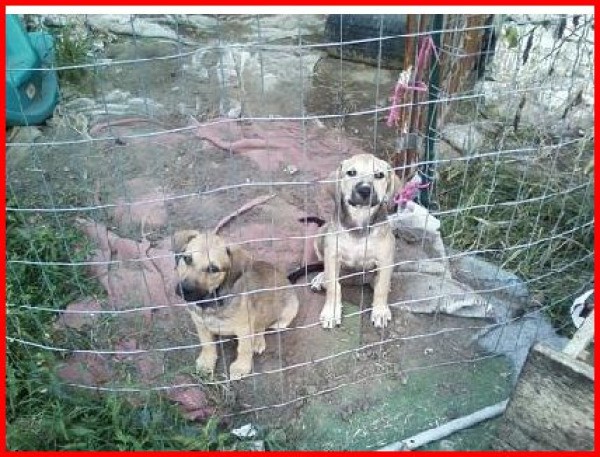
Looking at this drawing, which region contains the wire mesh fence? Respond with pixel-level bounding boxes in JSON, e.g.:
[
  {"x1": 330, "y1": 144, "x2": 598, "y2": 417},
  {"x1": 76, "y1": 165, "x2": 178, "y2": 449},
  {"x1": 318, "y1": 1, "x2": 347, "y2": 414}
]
[{"x1": 6, "y1": 13, "x2": 594, "y2": 450}]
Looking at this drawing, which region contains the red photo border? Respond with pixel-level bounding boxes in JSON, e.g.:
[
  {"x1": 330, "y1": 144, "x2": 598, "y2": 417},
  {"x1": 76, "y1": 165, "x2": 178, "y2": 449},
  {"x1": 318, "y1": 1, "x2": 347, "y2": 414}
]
[{"x1": 1, "y1": 3, "x2": 597, "y2": 455}]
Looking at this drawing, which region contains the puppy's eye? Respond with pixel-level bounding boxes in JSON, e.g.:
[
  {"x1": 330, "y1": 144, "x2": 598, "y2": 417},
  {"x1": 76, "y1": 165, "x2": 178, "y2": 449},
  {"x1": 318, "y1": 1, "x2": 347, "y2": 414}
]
[
  {"x1": 374, "y1": 171, "x2": 385, "y2": 179},
  {"x1": 206, "y1": 264, "x2": 220, "y2": 273},
  {"x1": 175, "y1": 253, "x2": 193, "y2": 266},
  {"x1": 346, "y1": 169, "x2": 357, "y2": 177}
]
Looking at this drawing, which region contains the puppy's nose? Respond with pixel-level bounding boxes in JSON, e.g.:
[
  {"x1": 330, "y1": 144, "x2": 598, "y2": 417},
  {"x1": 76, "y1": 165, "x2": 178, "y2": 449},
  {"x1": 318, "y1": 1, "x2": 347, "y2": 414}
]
[
  {"x1": 175, "y1": 281, "x2": 196, "y2": 297},
  {"x1": 356, "y1": 182, "x2": 373, "y2": 199}
]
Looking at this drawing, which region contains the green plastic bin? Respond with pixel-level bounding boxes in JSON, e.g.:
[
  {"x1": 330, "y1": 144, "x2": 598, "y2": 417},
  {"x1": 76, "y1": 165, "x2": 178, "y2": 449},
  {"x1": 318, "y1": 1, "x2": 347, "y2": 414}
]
[{"x1": 6, "y1": 14, "x2": 59, "y2": 126}]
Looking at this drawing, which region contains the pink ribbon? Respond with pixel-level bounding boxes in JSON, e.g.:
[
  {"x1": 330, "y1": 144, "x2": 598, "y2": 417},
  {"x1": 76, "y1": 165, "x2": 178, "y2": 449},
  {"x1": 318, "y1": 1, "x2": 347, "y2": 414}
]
[
  {"x1": 394, "y1": 180, "x2": 430, "y2": 208},
  {"x1": 386, "y1": 35, "x2": 439, "y2": 128}
]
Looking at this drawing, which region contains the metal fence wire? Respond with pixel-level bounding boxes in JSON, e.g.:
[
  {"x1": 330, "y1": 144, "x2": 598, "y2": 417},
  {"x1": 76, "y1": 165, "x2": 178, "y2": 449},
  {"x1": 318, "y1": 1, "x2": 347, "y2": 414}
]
[{"x1": 6, "y1": 13, "x2": 594, "y2": 450}]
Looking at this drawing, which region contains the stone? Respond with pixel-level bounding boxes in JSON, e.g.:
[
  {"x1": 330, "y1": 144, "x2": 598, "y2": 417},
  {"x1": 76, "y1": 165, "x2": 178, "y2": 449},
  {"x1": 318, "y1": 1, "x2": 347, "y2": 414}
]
[
  {"x1": 439, "y1": 123, "x2": 486, "y2": 156},
  {"x1": 479, "y1": 14, "x2": 593, "y2": 134},
  {"x1": 54, "y1": 298, "x2": 103, "y2": 330},
  {"x1": 86, "y1": 15, "x2": 181, "y2": 41}
]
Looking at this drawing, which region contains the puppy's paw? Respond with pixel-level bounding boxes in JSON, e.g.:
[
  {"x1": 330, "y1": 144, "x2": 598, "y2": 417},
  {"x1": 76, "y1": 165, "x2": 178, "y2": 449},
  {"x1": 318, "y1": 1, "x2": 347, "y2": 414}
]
[
  {"x1": 195, "y1": 351, "x2": 217, "y2": 375},
  {"x1": 320, "y1": 300, "x2": 342, "y2": 329},
  {"x1": 252, "y1": 335, "x2": 266, "y2": 355},
  {"x1": 310, "y1": 272, "x2": 326, "y2": 292},
  {"x1": 371, "y1": 305, "x2": 392, "y2": 328},
  {"x1": 229, "y1": 359, "x2": 252, "y2": 381}
]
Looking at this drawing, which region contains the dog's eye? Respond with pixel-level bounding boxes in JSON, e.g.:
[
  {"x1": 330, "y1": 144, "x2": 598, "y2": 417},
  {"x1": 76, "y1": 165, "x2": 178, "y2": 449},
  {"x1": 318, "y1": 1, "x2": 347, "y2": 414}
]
[
  {"x1": 175, "y1": 253, "x2": 193, "y2": 266},
  {"x1": 206, "y1": 264, "x2": 220, "y2": 273},
  {"x1": 346, "y1": 169, "x2": 357, "y2": 177},
  {"x1": 374, "y1": 171, "x2": 385, "y2": 179}
]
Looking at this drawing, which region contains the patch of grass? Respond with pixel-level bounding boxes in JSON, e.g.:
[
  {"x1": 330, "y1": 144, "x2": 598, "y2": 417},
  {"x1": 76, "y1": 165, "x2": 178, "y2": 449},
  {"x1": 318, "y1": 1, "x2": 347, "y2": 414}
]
[
  {"x1": 6, "y1": 200, "x2": 101, "y2": 419},
  {"x1": 52, "y1": 22, "x2": 93, "y2": 86},
  {"x1": 436, "y1": 144, "x2": 594, "y2": 334},
  {"x1": 288, "y1": 356, "x2": 512, "y2": 450},
  {"x1": 6, "y1": 388, "x2": 233, "y2": 451}
]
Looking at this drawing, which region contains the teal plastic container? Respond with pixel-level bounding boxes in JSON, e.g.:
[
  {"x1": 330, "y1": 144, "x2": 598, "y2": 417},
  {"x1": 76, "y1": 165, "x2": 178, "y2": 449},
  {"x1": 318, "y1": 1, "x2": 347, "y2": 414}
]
[{"x1": 6, "y1": 14, "x2": 59, "y2": 126}]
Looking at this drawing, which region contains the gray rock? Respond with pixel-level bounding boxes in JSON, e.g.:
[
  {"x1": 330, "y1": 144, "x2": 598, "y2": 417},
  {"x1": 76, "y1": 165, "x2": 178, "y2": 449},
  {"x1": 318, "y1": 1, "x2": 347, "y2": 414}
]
[
  {"x1": 166, "y1": 15, "x2": 219, "y2": 32},
  {"x1": 7, "y1": 125, "x2": 43, "y2": 144},
  {"x1": 479, "y1": 14, "x2": 593, "y2": 134},
  {"x1": 450, "y1": 252, "x2": 529, "y2": 303},
  {"x1": 64, "y1": 97, "x2": 96, "y2": 112},
  {"x1": 435, "y1": 138, "x2": 462, "y2": 169},
  {"x1": 190, "y1": 46, "x2": 321, "y2": 118},
  {"x1": 86, "y1": 15, "x2": 183, "y2": 42},
  {"x1": 41, "y1": 14, "x2": 71, "y2": 27},
  {"x1": 6, "y1": 126, "x2": 44, "y2": 167},
  {"x1": 250, "y1": 14, "x2": 325, "y2": 42},
  {"x1": 105, "y1": 39, "x2": 180, "y2": 60},
  {"x1": 104, "y1": 89, "x2": 131, "y2": 103},
  {"x1": 438, "y1": 440, "x2": 455, "y2": 450},
  {"x1": 439, "y1": 123, "x2": 486, "y2": 156},
  {"x1": 247, "y1": 441, "x2": 265, "y2": 451},
  {"x1": 454, "y1": 252, "x2": 569, "y2": 382},
  {"x1": 474, "y1": 306, "x2": 568, "y2": 382}
]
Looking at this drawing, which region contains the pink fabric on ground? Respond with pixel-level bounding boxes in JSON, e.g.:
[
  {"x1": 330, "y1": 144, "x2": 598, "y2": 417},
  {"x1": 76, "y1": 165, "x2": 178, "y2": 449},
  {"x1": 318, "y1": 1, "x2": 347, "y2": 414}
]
[{"x1": 196, "y1": 119, "x2": 364, "y2": 174}]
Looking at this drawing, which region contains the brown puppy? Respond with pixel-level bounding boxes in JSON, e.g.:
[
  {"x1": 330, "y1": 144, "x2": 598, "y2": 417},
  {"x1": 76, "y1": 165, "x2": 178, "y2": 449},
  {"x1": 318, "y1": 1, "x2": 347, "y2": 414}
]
[
  {"x1": 173, "y1": 230, "x2": 299, "y2": 380},
  {"x1": 311, "y1": 153, "x2": 402, "y2": 328}
]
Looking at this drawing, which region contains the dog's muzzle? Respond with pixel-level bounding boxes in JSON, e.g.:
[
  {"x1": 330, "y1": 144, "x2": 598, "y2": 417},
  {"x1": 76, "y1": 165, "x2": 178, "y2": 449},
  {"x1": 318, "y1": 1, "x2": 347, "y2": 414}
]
[
  {"x1": 349, "y1": 182, "x2": 380, "y2": 207},
  {"x1": 175, "y1": 281, "x2": 222, "y2": 308}
]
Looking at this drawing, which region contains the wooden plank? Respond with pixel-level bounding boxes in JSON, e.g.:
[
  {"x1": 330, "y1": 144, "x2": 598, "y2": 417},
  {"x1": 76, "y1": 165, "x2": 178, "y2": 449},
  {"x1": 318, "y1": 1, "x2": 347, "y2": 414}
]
[
  {"x1": 436, "y1": 14, "x2": 490, "y2": 129},
  {"x1": 492, "y1": 343, "x2": 594, "y2": 450}
]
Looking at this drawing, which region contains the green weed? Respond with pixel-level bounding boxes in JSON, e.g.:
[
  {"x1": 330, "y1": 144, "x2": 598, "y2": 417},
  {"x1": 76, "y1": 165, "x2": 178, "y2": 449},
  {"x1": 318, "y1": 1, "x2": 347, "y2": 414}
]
[
  {"x1": 52, "y1": 22, "x2": 92, "y2": 85},
  {"x1": 436, "y1": 145, "x2": 594, "y2": 334}
]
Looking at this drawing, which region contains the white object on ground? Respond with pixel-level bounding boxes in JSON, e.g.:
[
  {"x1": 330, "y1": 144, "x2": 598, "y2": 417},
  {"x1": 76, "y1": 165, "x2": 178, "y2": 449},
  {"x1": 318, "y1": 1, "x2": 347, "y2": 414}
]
[
  {"x1": 388, "y1": 200, "x2": 446, "y2": 265},
  {"x1": 232, "y1": 423, "x2": 258, "y2": 438},
  {"x1": 570, "y1": 289, "x2": 594, "y2": 329}
]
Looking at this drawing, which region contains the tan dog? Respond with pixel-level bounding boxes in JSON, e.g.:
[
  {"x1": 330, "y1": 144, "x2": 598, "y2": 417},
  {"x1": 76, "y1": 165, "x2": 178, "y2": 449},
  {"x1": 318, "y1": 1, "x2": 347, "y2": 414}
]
[
  {"x1": 173, "y1": 230, "x2": 299, "y2": 380},
  {"x1": 311, "y1": 153, "x2": 402, "y2": 328}
]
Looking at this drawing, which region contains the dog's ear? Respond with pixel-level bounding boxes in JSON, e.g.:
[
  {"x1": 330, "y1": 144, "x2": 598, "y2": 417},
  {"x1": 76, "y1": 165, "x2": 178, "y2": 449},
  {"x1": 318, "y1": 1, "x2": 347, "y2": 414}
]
[
  {"x1": 385, "y1": 169, "x2": 403, "y2": 210},
  {"x1": 225, "y1": 244, "x2": 243, "y2": 264},
  {"x1": 323, "y1": 162, "x2": 344, "y2": 201},
  {"x1": 224, "y1": 242, "x2": 250, "y2": 282},
  {"x1": 226, "y1": 243, "x2": 251, "y2": 264},
  {"x1": 173, "y1": 230, "x2": 200, "y2": 253}
]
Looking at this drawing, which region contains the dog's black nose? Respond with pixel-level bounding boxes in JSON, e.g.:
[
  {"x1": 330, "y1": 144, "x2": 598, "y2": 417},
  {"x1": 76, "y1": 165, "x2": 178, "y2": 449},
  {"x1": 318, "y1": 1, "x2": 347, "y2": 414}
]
[
  {"x1": 175, "y1": 281, "x2": 199, "y2": 299},
  {"x1": 355, "y1": 182, "x2": 373, "y2": 199}
]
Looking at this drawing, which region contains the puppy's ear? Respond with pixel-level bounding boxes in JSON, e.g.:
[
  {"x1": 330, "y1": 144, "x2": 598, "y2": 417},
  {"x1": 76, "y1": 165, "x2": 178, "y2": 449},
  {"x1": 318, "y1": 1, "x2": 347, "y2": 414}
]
[
  {"x1": 224, "y1": 242, "x2": 250, "y2": 280},
  {"x1": 173, "y1": 230, "x2": 200, "y2": 253},
  {"x1": 225, "y1": 243, "x2": 245, "y2": 267},
  {"x1": 323, "y1": 162, "x2": 344, "y2": 201},
  {"x1": 386, "y1": 170, "x2": 404, "y2": 210}
]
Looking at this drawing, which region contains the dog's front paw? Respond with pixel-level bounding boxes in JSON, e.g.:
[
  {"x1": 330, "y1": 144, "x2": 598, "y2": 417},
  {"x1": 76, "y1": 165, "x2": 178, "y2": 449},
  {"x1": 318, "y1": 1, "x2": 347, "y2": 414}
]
[
  {"x1": 371, "y1": 305, "x2": 392, "y2": 328},
  {"x1": 229, "y1": 359, "x2": 252, "y2": 381},
  {"x1": 320, "y1": 300, "x2": 342, "y2": 329},
  {"x1": 195, "y1": 351, "x2": 217, "y2": 375},
  {"x1": 252, "y1": 335, "x2": 266, "y2": 355},
  {"x1": 310, "y1": 272, "x2": 326, "y2": 292}
]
